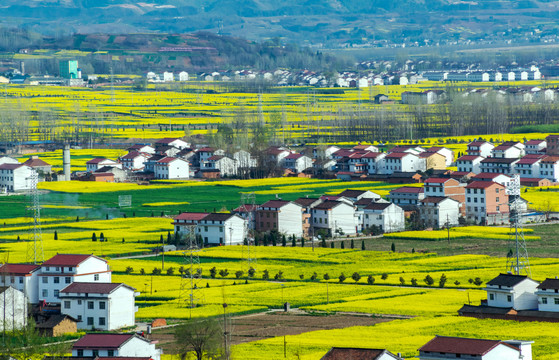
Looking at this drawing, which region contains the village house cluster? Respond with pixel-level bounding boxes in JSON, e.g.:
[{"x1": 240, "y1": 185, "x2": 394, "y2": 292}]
[{"x1": 0, "y1": 254, "x2": 138, "y2": 333}]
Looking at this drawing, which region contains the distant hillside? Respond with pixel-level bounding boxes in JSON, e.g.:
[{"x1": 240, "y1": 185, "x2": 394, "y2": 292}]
[
  {"x1": 0, "y1": 31, "x2": 350, "y2": 74},
  {"x1": 2, "y1": 0, "x2": 559, "y2": 47}
]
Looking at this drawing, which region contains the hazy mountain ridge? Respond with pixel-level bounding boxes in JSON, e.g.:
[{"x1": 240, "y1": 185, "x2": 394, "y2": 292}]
[{"x1": 1, "y1": 0, "x2": 556, "y2": 46}]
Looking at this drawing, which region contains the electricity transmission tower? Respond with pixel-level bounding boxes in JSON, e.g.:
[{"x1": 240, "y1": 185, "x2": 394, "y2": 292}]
[
  {"x1": 239, "y1": 193, "x2": 256, "y2": 279},
  {"x1": 26, "y1": 172, "x2": 44, "y2": 264},
  {"x1": 506, "y1": 174, "x2": 531, "y2": 276},
  {"x1": 178, "y1": 225, "x2": 204, "y2": 315}
]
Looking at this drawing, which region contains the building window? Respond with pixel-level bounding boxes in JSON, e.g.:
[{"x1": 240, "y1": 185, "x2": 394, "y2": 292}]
[
  {"x1": 54, "y1": 290, "x2": 59, "y2": 297},
  {"x1": 64, "y1": 301, "x2": 71, "y2": 309},
  {"x1": 204, "y1": 226, "x2": 208, "y2": 232},
  {"x1": 55, "y1": 267, "x2": 60, "y2": 272},
  {"x1": 68, "y1": 267, "x2": 73, "y2": 272},
  {"x1": 88, "y1": 301, "x2": 94, "y2": 309},
  {"x1": 219, "y1": 227, "x2": 223, "y2": 233},
  {"x1": 542, "y1": 297, "x2": 548, "y2": 304},
  {"x1": 65, "y1": 277, "x2": 71, "y2": 284},
  {"x1": 94, "y1": 274, "x2": 99, "y2": 281},
  {"x1": 19, "y1": 277, "x2": 23, "y2": 284},
  {"x1": 42, "y1": 289, "x2": 48, "y2": 298},
  {"x1": 107, "y1": 350, "x2": 114, "y2": 356},
  {"x1": 496, "y1": 197, "x2": 499, "y2": 203},
  {"x1": 507, "y1": 295, "x2": 512, "y2": 302},
  {"x1": 77, "y1": 300, "x2": 82, "y2": 305},
  {"x1": 54, "y1": 277, "x2": 60, "y2": 284},
  {"x1": 42, "y1": 277, "x2": 48, "y2": 284},
  {"x1": 99, "y1": 301, "x2": 106, "y2": 310},
  {"x1": 87, "y1": 317, "x2": 94, "y2": 326},
  {"x1": 99, "y1": 317, "x2": 106, "y2": 326},
  {"x1": 555, "y1": 298, "x2": 559, "y2": 305},
  {"x1": 77, "y1": 350, "x2": 83, "y2": 357},
  {"x1": 77, "y1": 315, "x2": 82, "y2": 321},
  {"x1": 489, "y1": 293, "x2": 494, "y2": 301}
]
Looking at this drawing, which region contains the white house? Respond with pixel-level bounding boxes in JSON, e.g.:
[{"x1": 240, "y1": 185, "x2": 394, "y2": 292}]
[
  {"x1": 127, "y1": 144, "x2": 155, "y2": 154},
  {"x1": 539, "y1": 156, "x2": 559, "y2": 182},
  {"x1": 515, "y1": 157, "x2": 542, "y2": 178},
  {"x1": 535, "y1": 278, "x2": 559, "y2": 312},
  {"x1": 86, "y1": 158, "x2": 121, "y2": 173},
  {"x1": 201, "y1": 156, "x2": 238, "y2": 177},
  {"x1": 312, "y1": 200, "x2": 356, "y2": 236},
  {"x1": 233, "y1": 150, "x2": 257, "y2": 169},
  {"x1": 419, "y1": 197, "x2": 460, "y2": 228},
  {"x1": 72, "y1": 333, "x2": 161, "y2": 360},
  {"x1": 0, "y1": 156, "x2": 19, "y2": 166},
  {"x1": 39, "y1": 254, "x2": 112, "y2": 303},
  {"x1": 467, "y1": 141, "x2": 494, "y2": 157},
  {"x1": 362, "y1": 152, "x2": 386, "y2": 175},
  {"x1": 418, "y1": 336, "x2": 532, "y2": 360},
  {"x1": 0, "y1": 287, "x2": 28, "y2": 331},
  {"x1": 362, "y1": 203, "x2": 405, "y2": 233},
  {"x1": 425, "y1": 146, "x2": 454, "y2": 166},
  {"x1": 492, "y1": 142, "x2": 525, "y2": 159},
  {"x1": 173, "y1": 212, "x2": 209, "y2": 238},
  {"x1": 163, "y1": 72, "x2": 174, "y2": 82},
  {"x1": 485, "y1": 273, "x2": 539, "y2": 310},
  {"x1": 266, "y1": 147, "x2": 292, "y2": 165},
  {"x1": 197, "y1": 147, "x2": 225, "y2": 164},
  {"x1": 388, "y1": 186, "x2": 425, "y2": 207},
  {"x1": 337, "y1": 189, "x2": 381, "y2": 202},
  {"x1": 60, "y1": 282, "x2": 138, "y2": 331},
  {"x1": 120, "y1": 151, "x2": 149, "y2": 171},
  {"x1": 313, "y1": 145, "x2": 341, "y2": 159},
  {"x1": 479, "y1": 158, "x2": 518, "y2": 175},
  {"x1": 525, "y1": 140, "x2": 547, "y2": 154},
  {"x1": 154, "y1": 157, "x2": 190, "y2": 179},
  {"x1": 456, "y1": 155, "x2": 484, "y2": 173},
  {"x1": 178, "y1": 71, "x2": 189, "y2": 81},
  {"x1": 197, "y1": 213, "x2": 246, "y2": 245},
  {"x1": 383, "y1": 152, "x2": 424, "y2": 174},
  {"x1": 155, "y1": 138, "x2": 190, "y2": 151},
  {"x1": 0, "y1": 163, "x2": 35, "y2": 192},
  {"x1": 283, "y1": 154, "x2": 313, "y2": 173},
  {"x1": 255, "y1": 200, "x2": 304, "y2": 238},
  {"x1": 0, "y1": 263, "x2": 40, "y2": 303}
]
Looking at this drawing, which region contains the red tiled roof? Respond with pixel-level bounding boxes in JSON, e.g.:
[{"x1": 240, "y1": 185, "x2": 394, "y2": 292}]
[
  {"x1": 421, "y1": 196, "x2": 456, "y2": 204},
  {"x1": 284, "y1": 153, "x2": 305, "y2": 160},
  {"x1": 121, "y1": 152, "x2": 144, "y2": 160},
  {"x1": 516, "y1": 157, "x2": 541, "y2": 165},
  {"x1": 293, "y1": 198, "x2": 321, "y2": 207},
  {"x1": 457, "y1": 155, "x2": 482, "y2": 161},
  {"x1": 60, "y1": 282, "x2": 126, "y2": 294},
  {"x1": 361, "y1": 152, "x2": 383, "y2": 159},
  {"x1": 174, "y1": 212, "x2": 209, "y2": 221},
  {"x1": 198, "y1": 147, "x2": 215, "y2": 152},
  {"x1": 0, "y1": 163, "x2": 25, "y2": 170},
  {"x1": 321, "y1": 347, "x2": 386, "y2": 360},
  {"x1": 332, "y1": 149, "x2": 354, "y2": 157},
  {"x1": 472, "y1": 173, "x2": 510, "y2": 180},
  {"x1": 23, "y1": 158, "x2": 50, "y2": 167},
  {"x1": 201, "y1": 213, "x2": 236, "y2": 222},
  {"x1": 261, "y1": 200, "x2": 296, "y2": 209},
  {"x1": 468, "y1": 141, "x2": 492, "y2": 147},
  {"x1": 314, "y1": 200, "x2": 347, "y2": 210},
  {"x1": 418, "y1": 152, "x2": 442, "y2": 158},
  {"x1": 0, "y1": 263, "x2": 40, "y2": 275},
  {"x1": 266, "y1": 147, "x2": 289, "y2": 155},
  {"x1": 338, "y1": 189, "x2": 369, "y2": 197},
  {"x1": 352, "y1": 145, "x2": 375, "y2": 150},
  {"x1": 42, "y1": 254, "x2": 101, "y2": 267},
  {"x1": 526, "y1": 139, "x2": 545, "y2": 145},
  {"x1": 155, "y1": 138, "x2": 180, "y2": 144},
  {"x1": 424, "y1": 178, "x2": 451, "y2": 184},
  {"x1": 541, "y1": 156, "x2": 559, "y2": 163},
  {"x1": 466, "y1": 181, "x2": 503, "y2": 189},
  {"x1": 207, "y1": 155, "x2": 225, "y2": 161},
  {"x1": 73, "y1": 334, "x2": 135, "y2": 349},
  {"x1": 480, "y1": 157, "x2": 518, "y2": 164},
  {"x1": 386, "y1": 152, "x2": 411, "y2": 159},
  {"x1": 364, "y1": 203, "x2": 391, "y2": 210},
  {"x1": 538, "y1": 278, "x2": 559, "y2": 290},
  {"x1": 419, "y1": 336, "x2": 516, "y2": 356},
  {"x1": 156, "y1": 157, "x2": 177, "y2": 164},
  {"x1": 91, "y1": 173, "x2": 113, "y2": 177},
  {"x1": 390, "y1": 186, "x2": 423, "y2": 194},
  {"x1": 86, "y1": 158, "x2": 108, "y2": 164}
]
